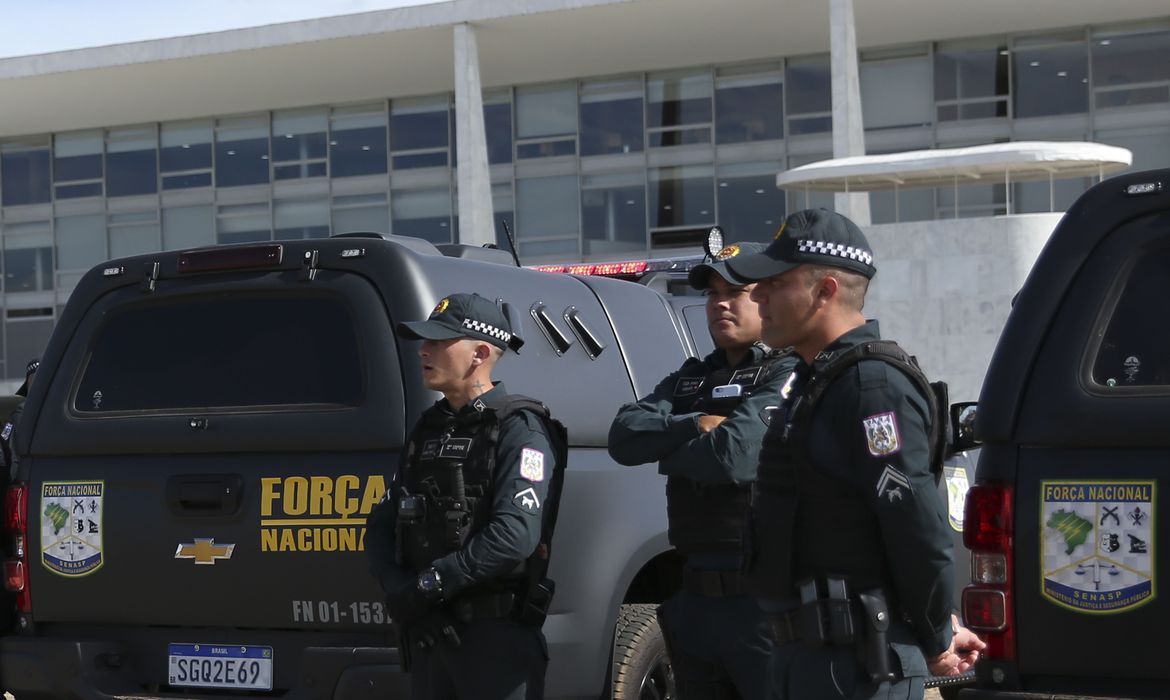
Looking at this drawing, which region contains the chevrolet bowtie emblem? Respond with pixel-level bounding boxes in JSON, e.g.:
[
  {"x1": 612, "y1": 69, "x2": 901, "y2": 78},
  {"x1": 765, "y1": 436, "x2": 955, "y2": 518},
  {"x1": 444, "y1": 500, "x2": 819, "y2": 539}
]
[{"x1": 175, "y1": 538, "x2": 235, "y2": 565}]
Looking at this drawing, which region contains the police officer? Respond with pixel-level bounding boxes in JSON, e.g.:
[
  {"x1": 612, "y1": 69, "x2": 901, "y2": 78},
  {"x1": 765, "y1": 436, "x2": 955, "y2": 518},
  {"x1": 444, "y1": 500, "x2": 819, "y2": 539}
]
[
  {"x1": 366, "y1": 293, "x2": 567, "y2": 700},
  {"x1": 609, "y1": 242, "x2": 794, "y2": 699},
  {"x1": 724, "y1": 209, "x2": 984, "y2": 699}
]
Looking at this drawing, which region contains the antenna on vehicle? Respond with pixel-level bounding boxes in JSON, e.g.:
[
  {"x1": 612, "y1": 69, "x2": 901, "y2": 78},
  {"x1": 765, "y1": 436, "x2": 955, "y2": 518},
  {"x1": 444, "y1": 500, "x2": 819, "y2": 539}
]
[{"x1": 500, "y1": 219, "x2": 522, "y2": 267}]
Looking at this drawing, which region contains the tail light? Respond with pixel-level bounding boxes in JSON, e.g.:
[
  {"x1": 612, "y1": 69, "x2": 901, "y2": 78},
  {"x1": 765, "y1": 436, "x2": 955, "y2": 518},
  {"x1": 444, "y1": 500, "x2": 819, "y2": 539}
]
[
  {"x1": 4, "y1": 483, "x2": 31, "y2": 617},
  {"x1": 962, "y1": 482, "x2": 1015, "y2": 660}
]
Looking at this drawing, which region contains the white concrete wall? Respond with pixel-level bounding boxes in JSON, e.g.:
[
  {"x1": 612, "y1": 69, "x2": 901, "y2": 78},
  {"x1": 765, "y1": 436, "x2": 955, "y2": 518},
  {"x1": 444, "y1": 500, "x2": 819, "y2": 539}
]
[{"x1": 863, "y1": 213, "x2": 1062, "y2": 403}]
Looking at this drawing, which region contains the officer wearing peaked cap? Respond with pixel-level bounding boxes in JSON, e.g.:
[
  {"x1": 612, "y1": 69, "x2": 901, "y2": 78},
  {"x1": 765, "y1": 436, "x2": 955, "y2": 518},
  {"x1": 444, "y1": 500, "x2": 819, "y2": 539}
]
[
  {"x1": 609, "y1": 241, "x2": 795, "y2": 699},
  {"x1": 725, "y1": 209, "x2": 985, "y2": 699},
  {"x1": 366, "y1": 293, "x2": 568, "y2": 700}
]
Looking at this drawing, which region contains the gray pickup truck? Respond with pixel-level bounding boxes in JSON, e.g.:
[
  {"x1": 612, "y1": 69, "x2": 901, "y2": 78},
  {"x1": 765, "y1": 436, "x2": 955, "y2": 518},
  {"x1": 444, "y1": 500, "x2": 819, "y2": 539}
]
[{"x1": 0, "y1": 231, "x2": 972, "y2": 699}]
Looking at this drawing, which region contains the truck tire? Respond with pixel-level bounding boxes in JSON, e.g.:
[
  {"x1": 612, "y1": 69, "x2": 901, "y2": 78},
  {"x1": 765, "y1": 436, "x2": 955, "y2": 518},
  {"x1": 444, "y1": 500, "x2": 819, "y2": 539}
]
[{"x1": 612, "y1": 603, "x2": 675, "y2": 700}]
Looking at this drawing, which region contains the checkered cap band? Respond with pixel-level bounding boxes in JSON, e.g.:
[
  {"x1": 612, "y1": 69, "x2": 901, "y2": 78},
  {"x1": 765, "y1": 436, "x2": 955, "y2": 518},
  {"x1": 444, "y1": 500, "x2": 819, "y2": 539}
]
[
  {"x1": 796, "y1": 239, "x2": 874, "y2": 267},
  {"x1": 462, "y1": 317, "x2": 512, "y2": 343}
]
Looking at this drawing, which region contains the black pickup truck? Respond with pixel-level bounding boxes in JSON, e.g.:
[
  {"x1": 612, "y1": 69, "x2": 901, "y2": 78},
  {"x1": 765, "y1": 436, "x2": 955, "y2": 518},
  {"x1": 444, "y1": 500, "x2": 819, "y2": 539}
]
[{"x1": 959, "y1": 169, "x2": 1170, "y2": 699}]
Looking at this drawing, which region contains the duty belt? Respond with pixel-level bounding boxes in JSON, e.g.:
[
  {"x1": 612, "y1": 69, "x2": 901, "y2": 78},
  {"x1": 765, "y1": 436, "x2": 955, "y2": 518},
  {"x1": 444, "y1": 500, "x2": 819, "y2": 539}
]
[
  {"x1": 453, "y1": 591, "x2": 516, "y2": 622},
  {"x1": 682, "y1": 568, "x2": 747, "y2": 598},
  {"x1": 767, "y1": 609, "x2": 802, "y2": 645}
]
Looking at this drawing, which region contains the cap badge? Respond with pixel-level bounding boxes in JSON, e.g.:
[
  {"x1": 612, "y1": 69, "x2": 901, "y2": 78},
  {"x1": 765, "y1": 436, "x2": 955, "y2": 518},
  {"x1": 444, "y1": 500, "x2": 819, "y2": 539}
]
[
  {"x1": 715, "y1": 244, "x2": 741, "y2": 261},
  {"x1": 432, "y1": 298, "x2": 450, "y2": 316},
  {"x1": 773, "y1": 222, "x2": 787, "y2": 240}
]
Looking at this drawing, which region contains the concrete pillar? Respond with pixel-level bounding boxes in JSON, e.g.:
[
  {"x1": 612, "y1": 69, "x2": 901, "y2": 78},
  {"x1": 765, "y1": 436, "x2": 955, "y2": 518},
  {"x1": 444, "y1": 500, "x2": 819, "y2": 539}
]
[
  {"x1": 829, "y1": 0, "x2": 870, "y2": 225},
  {"x1": 453, "y1": 23, "x2": 495, "y2": 247}
]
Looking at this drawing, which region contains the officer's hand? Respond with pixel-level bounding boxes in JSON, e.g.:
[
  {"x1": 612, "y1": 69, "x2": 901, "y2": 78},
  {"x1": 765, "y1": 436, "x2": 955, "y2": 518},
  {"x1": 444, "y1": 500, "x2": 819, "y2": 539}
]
[
  {"x1": 386, "y1": 582, "x2": 432, "y2": 628},
  {"x1": 928, "y1": 615, "x2": 986, "y2": 676},
  {"x1": 411, "y1": 608, "x2": 462, "y2": 650},
  {"x1": 697, "y1": 415, "x2": 727, "y2": 433}
]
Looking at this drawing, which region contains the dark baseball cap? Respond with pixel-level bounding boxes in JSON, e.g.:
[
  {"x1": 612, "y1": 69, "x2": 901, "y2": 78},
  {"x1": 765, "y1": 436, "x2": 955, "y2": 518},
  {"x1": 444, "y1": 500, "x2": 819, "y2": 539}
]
[
  {"x1": 687, "y1": 241, "x2": 767, "y2": 290},
  {"x1": 15, "y1": 357, "x2": 39, "y2": 398},
  {"x1": 725, "y1": 208, "x2": 876, "y2": 281},
  {"x1": 397, "y1": 293, "x2": 524, "y2": 352}
]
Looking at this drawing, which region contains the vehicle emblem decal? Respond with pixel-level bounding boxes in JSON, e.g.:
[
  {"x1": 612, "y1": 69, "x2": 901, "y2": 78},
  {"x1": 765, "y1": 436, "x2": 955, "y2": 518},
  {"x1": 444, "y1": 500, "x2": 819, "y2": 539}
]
[
  {"x1": 514, "y1": 487, "x2": 541, "y2": 514},
  {"x1": 175, "y1": 538, "x2": 236, "y2": 565},
  {"x1": 863, "y1": 411, "x2": 901, "y2": 457},
  {"x1": 432, "y1": 298, "x2": 449, "y2": 316},
  {"x1": 519, "y1": 448, "x2": 545, "y2": 482},
  {"x1": 875, "y1": 465, "x2": 911, "y2": 503},
  {"x1": 41, "y1": 481, "x2": 104, "y2": 577},
  {"x1": 1041, "y1": 480, "x2": 1156, "y2": 614},
  {"x1": 943, "y1": 466, "x2": 970, "y2": 532}
]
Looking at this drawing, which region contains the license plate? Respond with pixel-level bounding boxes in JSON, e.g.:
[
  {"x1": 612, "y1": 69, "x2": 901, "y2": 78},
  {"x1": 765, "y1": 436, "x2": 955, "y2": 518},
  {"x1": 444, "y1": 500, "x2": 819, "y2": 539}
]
[{"x1": 168, "y1": 643, "x2": 273, "y2": 691}]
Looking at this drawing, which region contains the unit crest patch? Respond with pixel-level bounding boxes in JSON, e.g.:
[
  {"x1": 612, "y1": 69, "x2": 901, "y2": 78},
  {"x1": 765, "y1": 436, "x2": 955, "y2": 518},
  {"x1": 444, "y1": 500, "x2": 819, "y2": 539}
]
[
  {"x1": 432, "y1": 298, "x2": 450, "y2": 316},
  {"x1": 41, "y1": 481, "x2": 104, "y2": 577},
  {"x1": 862, "y1": 411, "x2": 901, "y2": 457},
  {"x1": 519, "y1": 447, "x2": 545, "y2": 482},
  {"x1": 715, "y1": 244, "x2": 741, "y2": 260},
  {"x1": 1041, "y1": 480, "x2": 1155, "y2": 614}
]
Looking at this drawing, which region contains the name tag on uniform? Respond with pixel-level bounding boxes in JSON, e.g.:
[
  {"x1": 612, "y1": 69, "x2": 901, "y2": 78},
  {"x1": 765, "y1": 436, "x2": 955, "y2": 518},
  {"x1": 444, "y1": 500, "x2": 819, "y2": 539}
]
[
  {"x1": 675, "y1": 377, "x2": 704, "y2": 396},
  {"x1": 730, "y1": 367, "x2": 762, "y2": 386},
  {"x1": 438, "y1": 438, "x2": 473, "y2": 459}
]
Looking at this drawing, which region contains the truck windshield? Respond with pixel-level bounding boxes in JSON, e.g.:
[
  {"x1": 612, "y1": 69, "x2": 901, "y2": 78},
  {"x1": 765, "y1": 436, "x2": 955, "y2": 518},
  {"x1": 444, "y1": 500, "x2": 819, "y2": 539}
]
[{"x1": 74, "y1": 294, "x2": 363, "y2": 412}]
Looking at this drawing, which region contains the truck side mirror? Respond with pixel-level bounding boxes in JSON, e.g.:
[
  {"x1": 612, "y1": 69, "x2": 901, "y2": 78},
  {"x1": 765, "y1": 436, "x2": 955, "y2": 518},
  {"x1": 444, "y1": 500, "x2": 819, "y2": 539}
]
[{"x1": 949, "y1": 402, "x2": 980, "y2": 452}]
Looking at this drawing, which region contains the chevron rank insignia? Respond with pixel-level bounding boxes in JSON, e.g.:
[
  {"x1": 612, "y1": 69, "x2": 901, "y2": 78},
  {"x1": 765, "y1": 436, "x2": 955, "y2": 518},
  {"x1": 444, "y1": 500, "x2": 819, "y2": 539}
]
[
  {"x1": 514, "y1": 487, "x2": 541, "y2": 514},
  {"x1": 863, "y1": 411, "x2": 901, "y2": 457},
  {"x1": 876, "y1": 465, "x2": 912, "y2": 503}
]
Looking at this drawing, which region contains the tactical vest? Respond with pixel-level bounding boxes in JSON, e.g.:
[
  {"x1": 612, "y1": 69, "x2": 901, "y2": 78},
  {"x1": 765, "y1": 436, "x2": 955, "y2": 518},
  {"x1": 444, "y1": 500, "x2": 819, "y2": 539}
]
[
  {"x1": 751, "y1": 341, "x2": 948, "y2": 602},
  {"x1": 396, "y1": 395, "x2": 568, "y2": 593},
  {"x1": 665, "y1": 348, "x2": 787, "y2": 556}
]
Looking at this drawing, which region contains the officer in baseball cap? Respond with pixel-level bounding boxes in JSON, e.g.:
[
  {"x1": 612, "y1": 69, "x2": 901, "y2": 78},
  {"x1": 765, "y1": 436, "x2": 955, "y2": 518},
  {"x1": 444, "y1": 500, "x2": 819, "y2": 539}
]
[
  {"x1": 368, "y1": 292, "x2": 568, "y2": 700},
  {"x1": 610, "y1": 240, "x2": 795, "y2": 700},
  {"x1": 731, "y1": 209, "x2": 984, "y2": 700}
]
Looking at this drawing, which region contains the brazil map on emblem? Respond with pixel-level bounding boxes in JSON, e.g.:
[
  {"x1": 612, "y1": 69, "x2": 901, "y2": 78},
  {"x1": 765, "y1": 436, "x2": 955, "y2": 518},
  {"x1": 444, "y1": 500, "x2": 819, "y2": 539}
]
[
  {"x1": 1041, "y1": 480, "x2": 1155, "y2": 614},
  {"x1": 41, "y1": 481, "x2": 105, "y2": 577}
]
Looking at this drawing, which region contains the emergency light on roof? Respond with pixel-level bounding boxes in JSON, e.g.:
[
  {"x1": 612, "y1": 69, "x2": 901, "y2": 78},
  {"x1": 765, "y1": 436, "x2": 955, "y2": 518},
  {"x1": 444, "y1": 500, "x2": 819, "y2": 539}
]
[
  {"x1": 177, "y1": 244, "x2": 283, "y2": 274},
  {"x1": 533, "y1": 261, "x2": 650, "y2": 276}
]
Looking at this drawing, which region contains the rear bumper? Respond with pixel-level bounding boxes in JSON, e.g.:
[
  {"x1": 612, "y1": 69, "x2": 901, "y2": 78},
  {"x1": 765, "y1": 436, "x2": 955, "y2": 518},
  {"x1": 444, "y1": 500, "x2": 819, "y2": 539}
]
[{"x1": 1, "y1": 636, "x2": 410, "y2": 700}]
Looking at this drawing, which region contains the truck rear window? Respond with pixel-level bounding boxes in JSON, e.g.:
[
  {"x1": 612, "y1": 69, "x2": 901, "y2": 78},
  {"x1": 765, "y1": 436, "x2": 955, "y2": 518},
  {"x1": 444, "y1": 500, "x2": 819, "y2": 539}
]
[
  {"x1": 1093, "y1": 248, "x2": 1170, "y2": 388},
  {"x1": 75, "y1": 295, "x2": 363, "y2": 412}
]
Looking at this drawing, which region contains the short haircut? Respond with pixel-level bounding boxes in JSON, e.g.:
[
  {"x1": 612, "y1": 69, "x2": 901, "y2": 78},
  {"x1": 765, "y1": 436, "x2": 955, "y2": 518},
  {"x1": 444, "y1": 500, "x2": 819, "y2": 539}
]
[{"x1": 804, "y1": 264, "x2": 870, "y2": 311}]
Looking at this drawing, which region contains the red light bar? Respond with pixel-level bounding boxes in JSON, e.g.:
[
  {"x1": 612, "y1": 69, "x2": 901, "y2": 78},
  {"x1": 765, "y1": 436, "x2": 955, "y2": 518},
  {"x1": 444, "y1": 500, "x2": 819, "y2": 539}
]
[
  {"x1": 533, "y1": 260, "x2": 650, "y2": 277},
  {"x1": 177, "y1": 245, "x2": 283, "y2": 274}
]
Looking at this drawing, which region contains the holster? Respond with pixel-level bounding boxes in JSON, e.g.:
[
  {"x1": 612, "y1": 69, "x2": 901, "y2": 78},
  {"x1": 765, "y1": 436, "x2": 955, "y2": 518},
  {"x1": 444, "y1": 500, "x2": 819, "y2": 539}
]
[
  {"x1": 515, "y1": 578, "x2": 555, "y2": 626},
  {"x1": 856, "y1": 590, "x2": 895, "y2": 683},
  {"x1": 796, "y1": 576, "x2": 855, "y2": 647}
]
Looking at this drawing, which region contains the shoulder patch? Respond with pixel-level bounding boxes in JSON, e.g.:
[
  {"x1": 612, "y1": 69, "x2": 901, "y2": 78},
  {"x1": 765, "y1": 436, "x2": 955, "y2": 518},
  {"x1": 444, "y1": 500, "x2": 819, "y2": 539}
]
[
  {"x1": 1, "y1": 423, "x2": 11, "y2": 441},
  {"x1": 519, "y1": 447, "x2": 545, "y2": 482},
  {"x1": 863, "y1": 411, "x2": 901, "y2": 457}
]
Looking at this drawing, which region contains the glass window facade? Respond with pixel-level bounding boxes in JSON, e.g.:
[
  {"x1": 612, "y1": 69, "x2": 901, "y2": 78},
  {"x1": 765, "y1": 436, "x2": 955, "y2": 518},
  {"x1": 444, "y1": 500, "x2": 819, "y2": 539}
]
[
  {"x1": 1013, "y1": 36, "x2": 1089, "y2": 118},
  {"x1": 215, "y1": 116, "x2": 270, "y2": 187},
  {"x1": 1092, "y1": 28, "x2": 1170, "y2": 109},
  {"x1": 273, "y1": 109, "x2": 328, "y2": 180},
  {"x1": 53, "y1": 131, "x2": 103, "y2": 199},
  {"x1": 106, "y1": 126, "x2": 158, "y2": 197},
  {"x1": 581, "y1": 78, "x2": 645, "y2": 156},
  {"x1": 935, "y1": 42, "x2": 1010, "y2": 120},
  {"x1": 330, "y1": 104, "x2": 388, "y2": 177},
  {"x1": 160, "y1": 121, "x2": 213, "y2": 190},
  {"x1": 6, "y1": 316, "x2": 53, "y2": 380},
  {"x1": 647, "y1": 70, "x2": 712, "y2": 147},
  {"x1": 0, "y1": 21, "x2": 1168, "y2": 383},
  {"x1": 516, "y1": 84, "x2": 577, "y2": 159}
]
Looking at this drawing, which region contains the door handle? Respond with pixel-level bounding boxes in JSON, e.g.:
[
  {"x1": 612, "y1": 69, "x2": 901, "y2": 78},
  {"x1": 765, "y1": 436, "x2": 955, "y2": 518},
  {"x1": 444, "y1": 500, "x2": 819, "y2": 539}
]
[{"x1": 166, "y1": 474, "x2": 244, "y2": 516}]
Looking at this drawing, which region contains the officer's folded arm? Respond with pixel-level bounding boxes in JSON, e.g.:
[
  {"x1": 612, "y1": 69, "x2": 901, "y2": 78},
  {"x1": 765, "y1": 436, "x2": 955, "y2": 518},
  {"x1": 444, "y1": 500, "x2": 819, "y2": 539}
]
[{"x1": 608, "y1": 400, "x2": 701, "y2": 466}]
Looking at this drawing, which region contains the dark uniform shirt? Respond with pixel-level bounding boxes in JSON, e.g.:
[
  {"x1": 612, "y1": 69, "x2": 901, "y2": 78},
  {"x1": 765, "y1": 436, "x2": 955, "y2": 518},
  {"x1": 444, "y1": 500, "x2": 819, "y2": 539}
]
[
  {"x1": 760, "y1": 321, "x2": 953, "y2": 656},
  {"x1": 608, "y1": 344, "x2": 789, "y2": 486},
  {"x1": 366, "y1": 382, "x2": 555, "y2": 602}
]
